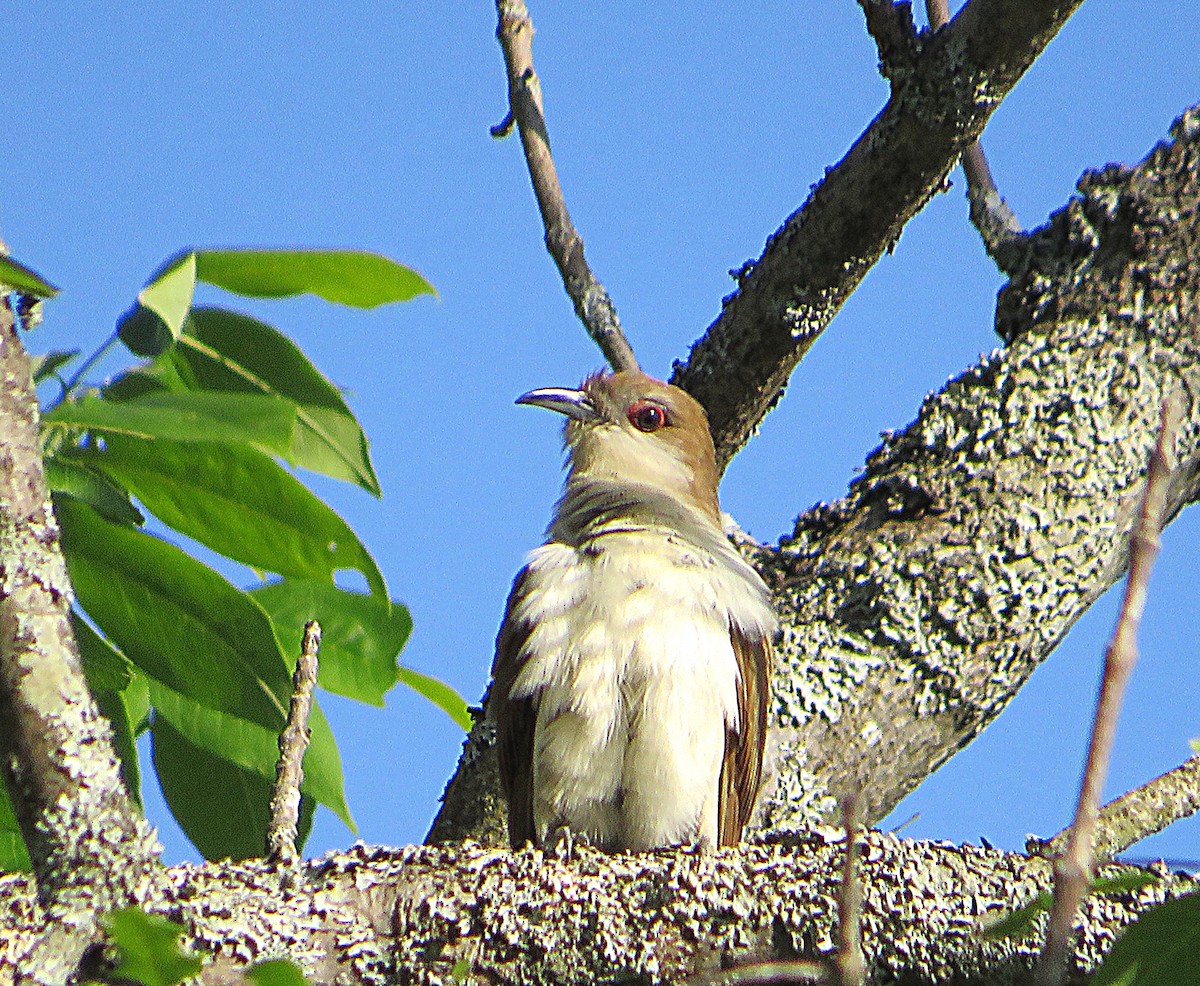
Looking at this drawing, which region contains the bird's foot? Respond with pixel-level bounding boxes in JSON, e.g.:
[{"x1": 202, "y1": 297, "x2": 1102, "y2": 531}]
[{"x1": 546, "y1": 824, "x2": 589, "y2": 860}]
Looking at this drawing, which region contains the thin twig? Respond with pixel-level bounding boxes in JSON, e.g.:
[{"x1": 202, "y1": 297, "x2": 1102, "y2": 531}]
[
  {"x1": 1030, "y1": 754, "x2": 1200, "y2": 864},
  {"x1": 266, "y1": 620, "x2": 321, "y2": 877},
  {"x1": 834, "y1": 794, "x2": 867, "y2": 986},
  {"x1": 492, "y1": 0, "x2": 639, "y2": 373},
  {"x1": 923, "y1": 0, "x2": 1026, "y2": 271},
  {"x1": 1035, "y1": 397, "x2": 1180, "y2": 985}
]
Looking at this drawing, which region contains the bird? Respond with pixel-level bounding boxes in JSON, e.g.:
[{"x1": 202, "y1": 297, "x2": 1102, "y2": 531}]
[{"x1": 489, "y1": 369, "x2": 776, "y2": 851}]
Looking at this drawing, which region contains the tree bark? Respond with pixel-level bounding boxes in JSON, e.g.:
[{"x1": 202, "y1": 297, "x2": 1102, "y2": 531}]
[
  {"x1": 1, "y1": 836, "x2": 1194, "y2": 985},
  {"x1": 0, "y1": 301, "x2": 167, "y2": 984}
]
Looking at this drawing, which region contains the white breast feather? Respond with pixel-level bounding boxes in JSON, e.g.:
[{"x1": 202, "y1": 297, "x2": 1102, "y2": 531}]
[{"x1": 511, "y1": 528, "x2": 772, "y2": 850}]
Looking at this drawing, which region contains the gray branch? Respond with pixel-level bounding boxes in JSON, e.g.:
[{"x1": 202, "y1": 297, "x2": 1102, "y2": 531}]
[
  {"x1": 671, "y1": 0, "x2": 1086, "y2": 472},
  {"x1": 2, "y1": 836, "x2": 1195, "y2": 985}
]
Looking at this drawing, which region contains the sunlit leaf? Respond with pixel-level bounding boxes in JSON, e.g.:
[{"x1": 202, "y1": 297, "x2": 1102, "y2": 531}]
[
  {"x1": 44, "y1": 391, "x2": 298, "y2": 458},
  {"x1": 118, "y1": 254, "x2": 197, "y2": 357},
  {"x1": 173, "y1": 308, "x2": 380, "y2": 494},
  {"x1": 45, "y1": 456, "x2": 143, "y2": 527},
  {"x1": 246, "y1": 959, "x2": 313, "y2": 986},
  {"x1": 0, "y1": 782, "x2": 31, "y2": 872},
  {"x1": 251, "y1": 580, "x2": 410, "y2": 706},
  {"x1": 0, "y1": 254, "x2": 59, "y2": 297},
  {"x1": 150, "y1": 679, "x2": 351, "y2": 831},
  {"x1": 398, "y1": 667, "x2": 472, "y2": 731},
  {"x1": 101, "y1": 908, "x2": 202, "y2": 986},
  {"x1": 76, "y1": 435, "x2": 386, "y2": 598},
  {"x1": 1095, "y1": 893, "x2": 1200, "y2": 985},
  {"x1": 31, "y1": 349, "x2": 80, "y2": 383},
  {"x1": 152, "y1": 715, "x2": 315, "y2": 861},
  {"x1": 194, "y1": 249, "x2": 434, "y2": 308}
]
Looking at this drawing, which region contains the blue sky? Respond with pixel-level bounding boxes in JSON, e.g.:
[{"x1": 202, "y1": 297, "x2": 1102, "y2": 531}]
[{"x1": 7, "y1": 4, "x2": 1198, "y2": 864}]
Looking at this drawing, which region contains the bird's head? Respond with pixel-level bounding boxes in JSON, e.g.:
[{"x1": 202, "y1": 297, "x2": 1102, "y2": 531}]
[{"x1": 517, "y1": 370, "x2": 721, "y2": 524}]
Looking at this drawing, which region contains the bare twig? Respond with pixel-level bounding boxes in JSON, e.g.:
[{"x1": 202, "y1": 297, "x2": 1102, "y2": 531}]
[
  {"x1": 1030, "y1": 754, "x2": 1200, "y2": 864},
  {"x1": 1035, "y1": 397, "x2": 1181, "y2": 985},
  {"x1": 834, "y1": 795, "x2": 866, "y2": 986},
  {"x1": 923, "y1": 0, "x2": 1026, "y2": 271},
  {"x1": 267, "y1": 620, "x2": 321, "y2": 876},
  {"x1": 492, "y1": 0, "x2": 639, "y2": 374}
]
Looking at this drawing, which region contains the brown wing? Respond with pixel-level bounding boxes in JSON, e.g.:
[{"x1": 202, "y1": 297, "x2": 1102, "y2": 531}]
[
  {"x1": 489, "y1": 566, "x2": 539, "y2": 847},
  {"x1": 717, "y1": 626, "x2": 771, "y2": 846}
]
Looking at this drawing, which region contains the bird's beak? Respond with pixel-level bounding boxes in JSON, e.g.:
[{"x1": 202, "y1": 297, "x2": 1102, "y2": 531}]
[{"x1": 515, "y1": 387, "x2": 601, "y2": 423}]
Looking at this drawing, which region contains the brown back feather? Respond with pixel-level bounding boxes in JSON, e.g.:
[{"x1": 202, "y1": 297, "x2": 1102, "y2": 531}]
[
  {"x1": 490, "y1": 567, "x2": 538, "y2": 847},
  {"x1": 718, "y1": 626, "x2": 771, "y2": 846}
]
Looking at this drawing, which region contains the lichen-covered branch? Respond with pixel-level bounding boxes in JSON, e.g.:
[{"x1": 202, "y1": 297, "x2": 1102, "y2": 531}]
[
  {"x1": 671, "y1": 0, "x2": 1085, "y2": 471},
  {"x1": 2, "y1": 836, "x2": 1191, "y2": 986},
  {"x1": 0, "y1": 299, "x2": 166, "y2": 983},
  {"x1": 757, "y1": 107, "x2": 1200, "y2": 832},
  {"x1": 1034, "y1": 754, "x2": 1200, "y2": 866},
  {"x1": 431, "y1": 107, "x2": 1200, "y2": 850}
]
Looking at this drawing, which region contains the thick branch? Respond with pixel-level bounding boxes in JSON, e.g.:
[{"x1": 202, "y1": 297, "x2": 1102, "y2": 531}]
[
  {"x1": 0, "y1": 299, "x2": 165, "y2": 982},
  {"x1": 672, "y1": 0, "x2": 1084, "y2": 471},
  {"x1": 2, "y1": 837, "x2": 1194, "y2": 985},
  {"x1": 493, "y1": 0, "x2": 639, "y2": 373}
]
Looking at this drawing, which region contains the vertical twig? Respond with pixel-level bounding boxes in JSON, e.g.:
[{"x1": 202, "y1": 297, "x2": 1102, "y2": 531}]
[
  {"x1": 267, "y1": 620, "x2": 321, "y2": 879},
  {"x1": 492, "y1": 0, "x2": 640, "y2": 373},
  {"x1": 833, "y1": 794, "x2": 866, "y2": 986},
  {"x1": 1035, "y1": 398, "x2": 1180, "y2": 984}
]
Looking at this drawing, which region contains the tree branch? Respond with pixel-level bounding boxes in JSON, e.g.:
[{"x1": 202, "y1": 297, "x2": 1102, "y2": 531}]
[
  {"x1": 922, "y1": 0, "x2": 1027, "y2": 269},
  {"x1": 0, "y1": 297, "x2": 166, "y2": 984},
  {"x1": 1032, "y1": 755, "x2": 1200, "y2": 864},
  {"x1": 492, "y1": 0, "x2": 639, "y2": 373},
  {"x1": 1037, "y1": 399, "x2": 1178, "y2": 985},
  {"x1": 672, "y1": 0, "x2": 1085, "y2": 472},
  {"x1": 2, "y1": 837, "x2": 1194, "y2": 985}
]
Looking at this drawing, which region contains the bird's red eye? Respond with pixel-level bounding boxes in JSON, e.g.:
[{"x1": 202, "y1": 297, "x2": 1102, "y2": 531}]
[{"x1": 628, "y1": 400, "x2": 667, "y2": 432}]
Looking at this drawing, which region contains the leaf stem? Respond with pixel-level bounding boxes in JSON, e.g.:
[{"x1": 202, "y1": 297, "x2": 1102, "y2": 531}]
[{"x1": 52, "y1": 327, "x2": 122, "y2": 408}]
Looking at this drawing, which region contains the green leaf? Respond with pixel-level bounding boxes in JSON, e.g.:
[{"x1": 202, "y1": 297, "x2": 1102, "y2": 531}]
[
  {"x1": 118, "y1": 253, "x2": 197, "y2": 357},
  {"x1": 150, "y1": 678, "x2": 351, "y2": 831},
  {"x1": 173, "y1": 308, "x2": 380, "y2": 495},
  {"x1": 0, "y1": 780, "x2": 32, "y2": 872},
  {"x1": 31, "y1": 349, "x2": 80, "y2": 383},
  {"x1": 151, "y1": 715, "x2": 314, "y2": 862},
  {"x1": 58, "y1": 498, "x2": 352, "y2": 829},
  {"x1": 1095, "y1": 893, "x2": 1200, "y2": 986},
  {"x1": 0, "y1": 254, "x2": 59, "y2": 297},
  {"x1": 44, "y1": 391, "x2": 298, "y2": 457},
  {"x1": 251, "y1": 580, "x2": 411, "y2": 706},
  {"x1": 246, "y1": 959, "x2": 313, "y2": 986},
  {"x1": 194, "y1": 249, "x2": 434, "y2": 308},
  {"x1": 981, "y1": 871, "x2": 1160, "y2": 940},
  {"x1": 101, "y1": 908, "x2": 202, "y2": 986},
  {"x1": 76, "y1": 435, "x2": 386, "y2": 598},
  {"x1": 74, "y1": 614, "x2": 146, "y2": 804},
  {"x1": 45, "y1": 457, "x2": 144, "y2": 527},
  {"x1": 59, "y1": 497, "x2": 291, "y2": 732},
  {"x1": 399, "y1": 667, "x2": 472, "y2": 731}
]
